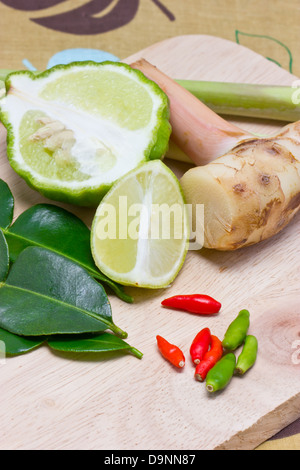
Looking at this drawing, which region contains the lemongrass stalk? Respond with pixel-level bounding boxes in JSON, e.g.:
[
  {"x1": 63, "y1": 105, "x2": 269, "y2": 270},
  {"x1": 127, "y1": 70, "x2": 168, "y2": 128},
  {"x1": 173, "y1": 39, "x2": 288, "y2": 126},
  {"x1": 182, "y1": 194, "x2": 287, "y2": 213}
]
[
  {"x1": 131, "y1": 59, "x2": 253, "y2": 165},
  {"x1": 176, "y1": 80, "x2": 300, "y2": 123}
]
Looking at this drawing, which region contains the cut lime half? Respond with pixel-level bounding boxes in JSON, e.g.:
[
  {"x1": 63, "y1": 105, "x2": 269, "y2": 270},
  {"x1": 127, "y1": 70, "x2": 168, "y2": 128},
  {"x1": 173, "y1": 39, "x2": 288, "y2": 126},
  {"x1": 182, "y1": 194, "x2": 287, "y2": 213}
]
[
  {"x1": 0, "y1": 62, "x2": 171, "y2": 206},
  {"x1": 91, "y1": 160, "x2": 189, "y2": 288}
]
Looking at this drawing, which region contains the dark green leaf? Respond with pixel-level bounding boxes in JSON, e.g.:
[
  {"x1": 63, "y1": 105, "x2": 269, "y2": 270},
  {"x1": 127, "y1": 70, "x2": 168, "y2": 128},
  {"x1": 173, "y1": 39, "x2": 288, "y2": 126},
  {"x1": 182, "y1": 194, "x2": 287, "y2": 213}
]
[
  {"x1": 4, "y1": 204, "x2": 133, "y2": 303},
  {"x1": 0, "y1": 229, "x2": 9, "y2": 282},
  {"x1": 0, "y1": 326, "x2": 45, "y2": 355},
  {"x1": 48, "y1": 332, "x2": 143, "y2": 359},
  {"x1": 0, "y1": 246, "x2": 127, "y2": 338},
  {"x1": 0, "y1": 178, "x2": 14, "y2": 230}
]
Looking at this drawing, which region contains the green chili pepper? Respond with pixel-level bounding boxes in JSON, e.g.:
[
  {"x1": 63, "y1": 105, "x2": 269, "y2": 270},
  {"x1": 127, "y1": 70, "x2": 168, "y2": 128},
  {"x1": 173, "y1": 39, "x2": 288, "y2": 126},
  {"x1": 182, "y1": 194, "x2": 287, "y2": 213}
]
[
  {"x1": 235, "y1": 335, "x2": 258, "y2": 375},
  {"x1": 205, "y1": 353, "x2": 236, "y2": 393},
  {"x1": 222, "y1": 309, "x2": 250, "y2": 351}
]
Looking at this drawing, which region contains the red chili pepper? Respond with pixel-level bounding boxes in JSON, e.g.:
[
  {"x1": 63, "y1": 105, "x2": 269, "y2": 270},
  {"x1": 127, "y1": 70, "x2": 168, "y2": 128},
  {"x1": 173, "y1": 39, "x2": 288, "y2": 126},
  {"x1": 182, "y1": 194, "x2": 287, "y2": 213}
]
[
  {"x1": 161, "y1": 294, "x2": 221, "y2": 315},
  {"x1": 194, "y1": 335, "x2": 223, "y2": 382},
  {"x1": 156, "y1": 335, "x2": 185, "y2": 368},
  {"x1": 190, "y1": 328, "x2": 211, "y2": 365}
]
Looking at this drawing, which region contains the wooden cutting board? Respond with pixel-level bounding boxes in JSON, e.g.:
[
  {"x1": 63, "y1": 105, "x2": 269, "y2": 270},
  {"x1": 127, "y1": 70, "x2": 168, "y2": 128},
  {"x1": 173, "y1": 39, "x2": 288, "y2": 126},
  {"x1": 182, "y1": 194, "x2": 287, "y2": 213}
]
[{"x1": 0, "y1": 35, "x2": 299, "y2": 451}]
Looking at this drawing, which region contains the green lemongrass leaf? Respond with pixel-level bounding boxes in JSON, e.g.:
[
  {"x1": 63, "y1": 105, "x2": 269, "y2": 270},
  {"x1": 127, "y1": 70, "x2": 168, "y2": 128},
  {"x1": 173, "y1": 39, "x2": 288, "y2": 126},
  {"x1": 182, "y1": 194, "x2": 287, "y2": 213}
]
[
  {"x1": 0, "y1": 229, "x2": 9, "y2": 282},
  {"x1": 0, "y1": 179, "x2": 14, "y2": 230},
  {"x1": 0, "y1": 326, "x2": 45, "y2": 355},
  {"x1": 48, "y1": 332, "x2": 143, "y2": 359},
  {"x1": 0, "y1": 246, "x2": 127, "y2": 338},
  {"x1": 0, "y1": 195, "x2": 132, "y2": 303}
]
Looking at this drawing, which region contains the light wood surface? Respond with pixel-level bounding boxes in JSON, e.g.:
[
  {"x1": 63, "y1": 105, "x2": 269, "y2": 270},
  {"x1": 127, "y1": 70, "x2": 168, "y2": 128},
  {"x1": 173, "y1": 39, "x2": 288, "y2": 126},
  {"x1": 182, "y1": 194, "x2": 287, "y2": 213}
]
[{"x1": 0, "y1": 35, "x2": 299, "y2": 450}]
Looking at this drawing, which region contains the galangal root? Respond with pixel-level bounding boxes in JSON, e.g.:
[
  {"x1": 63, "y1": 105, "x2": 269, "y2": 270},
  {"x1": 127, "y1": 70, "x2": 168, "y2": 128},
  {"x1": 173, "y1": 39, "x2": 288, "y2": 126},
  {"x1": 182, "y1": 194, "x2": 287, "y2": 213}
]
[{"x1": 131, "y1": 59, "x2": 300, "y2": 251}]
